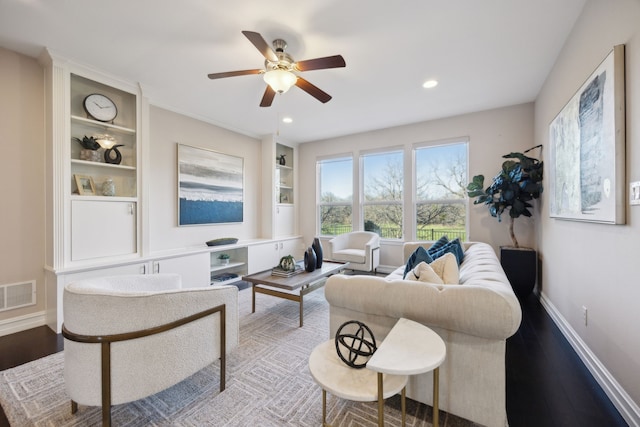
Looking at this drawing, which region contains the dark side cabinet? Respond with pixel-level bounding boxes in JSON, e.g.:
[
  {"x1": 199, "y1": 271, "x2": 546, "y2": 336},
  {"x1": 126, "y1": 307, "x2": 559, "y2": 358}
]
[{"x1": 500, "y1": 247, "x2": 537, "y2": 298}]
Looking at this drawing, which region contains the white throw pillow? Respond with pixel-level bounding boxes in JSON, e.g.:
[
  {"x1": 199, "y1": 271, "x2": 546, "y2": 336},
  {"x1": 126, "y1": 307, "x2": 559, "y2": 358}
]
[
  {"x1": 429, "y1": 252, "x2": 460, "y2": 284},
  {"x1": 405, "y1": 262, "x2": 444, "y2": 284}
]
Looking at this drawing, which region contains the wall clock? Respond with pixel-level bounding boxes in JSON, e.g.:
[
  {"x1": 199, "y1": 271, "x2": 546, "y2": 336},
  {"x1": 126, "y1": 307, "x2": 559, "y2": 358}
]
[{"x1": 83, "y1": 93, "x2": 117, "y2": 122}]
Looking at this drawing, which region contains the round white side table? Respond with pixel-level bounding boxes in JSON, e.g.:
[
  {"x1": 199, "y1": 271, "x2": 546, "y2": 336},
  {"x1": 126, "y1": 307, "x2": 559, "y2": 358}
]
[
  {"x1": 309, "y1": 340, "x2": 408, "y2": 427},
  {"x1": 367, "y1": 318, "x2": 446, "y2": 427}
]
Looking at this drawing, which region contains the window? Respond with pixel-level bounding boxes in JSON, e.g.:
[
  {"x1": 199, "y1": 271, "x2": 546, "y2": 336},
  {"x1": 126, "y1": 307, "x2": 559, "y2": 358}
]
[
  {"x1": 318, "y1": 157, "x2": 353, "y2": 236},
  {"x1": 362, "y1": 150, "x2": 403, "y2": 239},
  {"x1": 414, "y1": 142, "x2": 467, "y2": 241}
]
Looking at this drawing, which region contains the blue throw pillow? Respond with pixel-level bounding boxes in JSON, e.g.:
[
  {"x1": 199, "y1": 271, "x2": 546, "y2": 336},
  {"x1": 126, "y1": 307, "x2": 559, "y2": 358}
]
[
  {"x1": 427, "y1": 236, "x2": 449, "y2": 256},
  {"x1": 403, "y1": 246, "x2": 434, "y2": 279},
  {"x1": 429, "y1": 238, "x2": 465, "y2": 265}
]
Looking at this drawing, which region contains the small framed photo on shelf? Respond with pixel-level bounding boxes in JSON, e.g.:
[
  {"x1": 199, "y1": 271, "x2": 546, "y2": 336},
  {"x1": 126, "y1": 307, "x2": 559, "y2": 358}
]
[{"x1": 74, "y1": 174, "x2": 96, "y2": 195}]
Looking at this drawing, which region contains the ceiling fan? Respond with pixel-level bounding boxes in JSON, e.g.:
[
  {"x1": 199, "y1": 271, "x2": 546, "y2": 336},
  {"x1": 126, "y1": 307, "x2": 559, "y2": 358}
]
[{"x1": 207, "y1": 31, "x2": 346, "y2": 107}]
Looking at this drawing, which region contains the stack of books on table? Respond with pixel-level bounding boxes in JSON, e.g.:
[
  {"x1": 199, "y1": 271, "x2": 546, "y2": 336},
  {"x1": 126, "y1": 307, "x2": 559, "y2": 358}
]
[{"x1": 271, "y1": 263, "x2": 303, "y2": 277}]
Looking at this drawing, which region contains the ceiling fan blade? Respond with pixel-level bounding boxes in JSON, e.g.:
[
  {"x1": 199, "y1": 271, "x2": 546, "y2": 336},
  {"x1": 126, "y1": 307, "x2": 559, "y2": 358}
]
[
  {"x1": 295, "y1": 77, "x2": 332, "y2": 103},
  {"x1": 295, "y1": 55, "x2": 346, "y2": 72},
  {"x1": 260, "y1": 86, "x2": 276, "y2": 107},
  {"x1": 242, "y1": 30, "x2": 278, "y2": 62},
  {"x1": 208, "y1": 69, "x2": 262, "y2": 79}
]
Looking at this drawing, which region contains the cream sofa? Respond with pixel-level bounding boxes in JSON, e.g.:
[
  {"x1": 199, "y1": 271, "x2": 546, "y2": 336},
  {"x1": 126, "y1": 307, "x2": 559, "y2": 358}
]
[
  {"x1": 63, "y1": 274, "x2": 239, "y2": 426},
  {"x1": 324, "y1": 241, "x2": 521, "y2": 427}
]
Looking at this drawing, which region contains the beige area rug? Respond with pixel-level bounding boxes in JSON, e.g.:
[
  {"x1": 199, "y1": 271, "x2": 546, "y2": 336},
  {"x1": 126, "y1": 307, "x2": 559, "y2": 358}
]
[{"x1": 0, "y1": 287, "x2": 478, "y2": 426}]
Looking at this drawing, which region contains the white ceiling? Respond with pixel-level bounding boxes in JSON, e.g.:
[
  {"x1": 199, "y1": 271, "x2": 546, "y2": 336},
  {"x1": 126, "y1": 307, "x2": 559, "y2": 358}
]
[{"x1": 0, "y1": 0, "x2": 586, "y2": 143}]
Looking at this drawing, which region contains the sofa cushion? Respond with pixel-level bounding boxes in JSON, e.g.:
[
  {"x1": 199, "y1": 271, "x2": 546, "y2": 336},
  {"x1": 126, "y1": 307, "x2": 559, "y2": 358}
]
[
  {"x1": 403, "y1": 246, "x2": 434, "y2": 278},
  {"x1": 429, "y1": 252, "x2": 459, "y2": 284},
  {"x1": 427, "y1": 235, "x2": 450, "y2": 255},
  {"x1": 405, "y1": 261, "x2": 444, "y2": 284},
  {"x1": 429, "y1": 237, "x2": 465, "y2": 265}
]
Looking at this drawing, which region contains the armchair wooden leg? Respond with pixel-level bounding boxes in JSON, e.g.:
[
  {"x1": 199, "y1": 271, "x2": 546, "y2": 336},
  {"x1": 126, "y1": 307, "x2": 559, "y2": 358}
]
[
  {"x1": 71, "y1": 400, "x2": 78, "y2": 414},
  {"x1": 101, "y1": 342, "x2": 112, "y2": 427}
]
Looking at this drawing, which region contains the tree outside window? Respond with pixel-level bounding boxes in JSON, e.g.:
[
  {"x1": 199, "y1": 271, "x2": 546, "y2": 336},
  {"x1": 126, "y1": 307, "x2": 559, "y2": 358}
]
[
  {"x1": 362, "y1": 150, "x2": 403, "y2": 239},
  {"x1": 318, "y1": 157, "x2": 353, "y2": 236},
  {"x1": 415, "y1": 142, "x2": 467, "y2": 241}
]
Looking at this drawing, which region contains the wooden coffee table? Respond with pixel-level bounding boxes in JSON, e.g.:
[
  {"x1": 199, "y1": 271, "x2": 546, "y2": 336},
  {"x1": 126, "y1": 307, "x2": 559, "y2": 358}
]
[{"x1": 242, "y1": 261, "x2": 347, "y2": 327}]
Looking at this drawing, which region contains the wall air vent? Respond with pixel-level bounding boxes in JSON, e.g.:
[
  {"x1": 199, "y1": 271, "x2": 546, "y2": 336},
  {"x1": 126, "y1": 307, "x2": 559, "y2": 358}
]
[{"x1": 0, "y1": 280, "x2": 36, "y2": 312}]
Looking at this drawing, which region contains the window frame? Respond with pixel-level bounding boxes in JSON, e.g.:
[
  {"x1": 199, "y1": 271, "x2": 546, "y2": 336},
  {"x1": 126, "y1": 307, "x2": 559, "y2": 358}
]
[
  {"x1": 360, "y1": 147, "x2": 405, "y2": 240},
  {"x1": 316, "y1": 154, "x2": 355, "y2": 236},
  {"x1": 412, "y1": 138, "x2": 469, "y2": 241}
]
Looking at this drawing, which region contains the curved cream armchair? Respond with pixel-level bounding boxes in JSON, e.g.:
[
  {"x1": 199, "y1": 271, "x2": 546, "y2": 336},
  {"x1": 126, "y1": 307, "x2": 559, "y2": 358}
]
[
  {"x1": 327, "y1": 231, "x2": 380, "y2": 273},
  {"x1": 62, "y1": 274, "x2": 239, "y2": 426}
]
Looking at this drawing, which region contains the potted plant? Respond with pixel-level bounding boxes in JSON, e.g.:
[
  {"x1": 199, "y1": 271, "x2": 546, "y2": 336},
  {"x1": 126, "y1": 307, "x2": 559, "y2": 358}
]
[
  {"x1": 217, "y1": 253, "x2": 230, "y2": 265},
  {"x1": 466, "y1": 145, "x2": 543, "y2": 298}
]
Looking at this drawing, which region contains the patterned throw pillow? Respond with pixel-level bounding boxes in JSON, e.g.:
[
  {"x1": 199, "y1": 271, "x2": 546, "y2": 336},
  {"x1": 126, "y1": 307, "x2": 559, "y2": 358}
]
[
  {"x1": 403, "y1": 246, "x2": 434, "y2": 279},
  {"x1": 429, "y1": 238, "x2": 465, "y2": 265},
  {"x1": 427, "y1": 235, "x2": 450, "y2": 255}
]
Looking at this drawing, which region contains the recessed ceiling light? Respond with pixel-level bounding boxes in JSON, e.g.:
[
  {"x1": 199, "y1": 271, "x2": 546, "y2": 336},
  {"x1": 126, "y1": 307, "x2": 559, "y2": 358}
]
[
  {"x1": 282, "y1": 116, "x2": 293, "y2": 124},
  {"x1": 422, "y1": 79, "x2": 438, "y2": 89}
]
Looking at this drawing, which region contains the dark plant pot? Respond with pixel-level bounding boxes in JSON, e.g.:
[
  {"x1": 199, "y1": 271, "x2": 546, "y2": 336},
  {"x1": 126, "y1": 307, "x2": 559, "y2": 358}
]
[
  {"x1": 500, "y1": 247, "x2": 537, "y2": 299},
  {"x1": 304, "y1": 247, "x2": 317, "y2": 272}
]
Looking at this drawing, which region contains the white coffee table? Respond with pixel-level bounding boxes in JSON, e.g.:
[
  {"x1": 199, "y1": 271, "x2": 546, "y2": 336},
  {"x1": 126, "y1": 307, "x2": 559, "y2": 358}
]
[
  {"x1": 367, "y1": 318, "x2": 447, "y2": 427},
  {"x1": 309, "y1": 340, "x2": 408, "y2": 427}
]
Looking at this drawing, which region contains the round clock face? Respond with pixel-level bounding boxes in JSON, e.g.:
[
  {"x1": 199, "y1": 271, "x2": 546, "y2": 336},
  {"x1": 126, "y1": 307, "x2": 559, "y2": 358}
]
[{"x1": 83, "y1": 93, "x2": 118, "y2": 122}]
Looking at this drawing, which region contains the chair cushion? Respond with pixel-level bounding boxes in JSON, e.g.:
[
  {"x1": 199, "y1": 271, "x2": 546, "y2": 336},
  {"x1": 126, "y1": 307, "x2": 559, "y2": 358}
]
[{"x1": 332, "y1": 249, "x2": 366, "y2": 264}]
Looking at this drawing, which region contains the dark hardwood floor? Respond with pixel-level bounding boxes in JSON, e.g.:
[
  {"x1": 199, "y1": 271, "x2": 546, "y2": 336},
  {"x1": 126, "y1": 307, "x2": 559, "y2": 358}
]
[
  {"x1": 0, "y1": 294, "x2": 628, "y2": 426},
  {"x1": 507, "y1": 294, "x2": 627, "y2": 427}
]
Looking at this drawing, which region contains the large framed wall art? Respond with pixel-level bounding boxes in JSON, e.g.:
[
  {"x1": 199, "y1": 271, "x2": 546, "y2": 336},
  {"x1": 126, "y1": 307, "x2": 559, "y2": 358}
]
[
  {"x1": 177, "y1": 143, "x2": 244, "y2": 226},
  {"x1": 549, "y1": 44, "x2": 626, "y2": 224}
]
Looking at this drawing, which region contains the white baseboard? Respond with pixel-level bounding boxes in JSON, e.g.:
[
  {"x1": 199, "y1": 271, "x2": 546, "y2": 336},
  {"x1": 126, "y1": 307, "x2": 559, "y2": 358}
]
[
  {"x1": 539, "y1": 291, "x2": 640, "y2": 427},
  {"x1": 0, "y1": 311, "x2": 47, "y2": 337}
]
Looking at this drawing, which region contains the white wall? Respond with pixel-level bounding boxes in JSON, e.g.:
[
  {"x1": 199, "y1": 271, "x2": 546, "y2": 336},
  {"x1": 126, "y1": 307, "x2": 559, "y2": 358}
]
[
  {"x1": 298, "y1": 102, "x2": 536, "y2": 264},
  {"x1": 147, "y1": 106, "x2": 261, "y2": 254},
  {"x1": 0, "y1": 47, "x2": 46, "y2": 324},
  {"x1": 535, "y1": 0, "x2": 640, "y2": 418}
]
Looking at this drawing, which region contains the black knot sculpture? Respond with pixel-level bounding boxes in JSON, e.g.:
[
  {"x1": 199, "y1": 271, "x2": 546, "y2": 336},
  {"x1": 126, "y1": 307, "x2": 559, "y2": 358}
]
[
  {"x1": 335, "y1": 320, "x2": 377, "y2": 369},
  {"x1": 104, "y1": 144, "x2": 124, "y2": 165}
]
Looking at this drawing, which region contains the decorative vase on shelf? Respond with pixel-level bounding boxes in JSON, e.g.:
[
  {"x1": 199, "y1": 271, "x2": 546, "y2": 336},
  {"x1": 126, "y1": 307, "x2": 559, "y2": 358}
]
[
  {"x1": 304, "y1": 247, "x2": 317, "y2": 272},
  {"x1": 312, "y1": 237, "x2": 323, "y2": 268},
  {"x1": 102, "y1": 178, "x2": 115, "y2": 196},
  {"x1": 80, "y1": 149, "x2": 102, "y2": 162},
  {"x1": 278, "y1": 154, "x2": 286, "y2": 166},
  {"x1": 104, "y1": 144, "x2": 124, "y2": 165}
]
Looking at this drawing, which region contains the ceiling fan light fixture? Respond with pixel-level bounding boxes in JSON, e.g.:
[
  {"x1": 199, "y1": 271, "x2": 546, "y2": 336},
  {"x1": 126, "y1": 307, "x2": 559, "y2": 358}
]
[{"x1": 264, "y1": 69, "x2": 297, "y2": 93}]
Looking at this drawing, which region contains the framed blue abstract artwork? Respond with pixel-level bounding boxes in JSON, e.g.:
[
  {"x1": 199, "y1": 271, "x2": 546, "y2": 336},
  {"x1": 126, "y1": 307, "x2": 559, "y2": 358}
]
[
  {"x1": 549, "y1": 44, "x2": 626, "y2": 224},
  {"x1": 177, "y1": 143, "x2": 244, "y2": 226}
]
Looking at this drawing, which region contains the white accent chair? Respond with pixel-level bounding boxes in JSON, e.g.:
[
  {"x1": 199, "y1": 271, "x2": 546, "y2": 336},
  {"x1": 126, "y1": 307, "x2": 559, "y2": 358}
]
[
  {"x1": 62, "y1": 274, "x2": 239, "y2": 427},
  {"x1": 327, "y1": 231, "x2": 380, "y2": 273}
]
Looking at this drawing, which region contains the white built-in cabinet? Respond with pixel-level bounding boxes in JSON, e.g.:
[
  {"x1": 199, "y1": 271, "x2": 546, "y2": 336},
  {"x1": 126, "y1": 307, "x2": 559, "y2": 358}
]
[
  {"x1": 209, "y1": 246, "x2": 248, "y2": 286},
  {"x1": 150, "y1": 252, "x2": 210, "y2": 287},
  {"x1": 71, "y1": 200, "x2": 136, "y2": 261},
  {"x1": 261, "y1": 136, "x2": 298, "y2": 239},
  {"x1": 41, "y1": 50, "x2": 142, "y2": 270},
  {"x1": 39, "y1": 52, "x2": 303, "y2": 334},
  {"x1": 247, "y1": 238, "x2": 301, "y2": 274}
]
